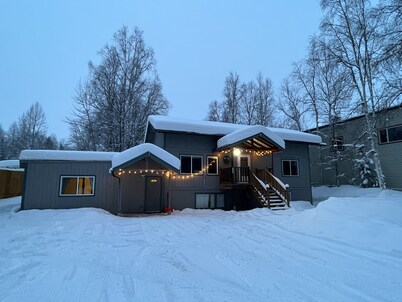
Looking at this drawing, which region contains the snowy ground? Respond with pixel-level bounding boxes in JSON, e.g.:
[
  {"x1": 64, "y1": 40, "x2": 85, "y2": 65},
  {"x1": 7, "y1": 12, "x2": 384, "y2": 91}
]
[{"x1": 1, "y1": 187, "x2": 401, "y2": 302}]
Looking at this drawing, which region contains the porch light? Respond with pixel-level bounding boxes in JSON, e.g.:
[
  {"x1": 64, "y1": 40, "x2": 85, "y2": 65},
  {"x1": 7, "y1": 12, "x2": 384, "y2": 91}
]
[{"x1": 233, "y1": 148, "x2": 241, "y2": 157}]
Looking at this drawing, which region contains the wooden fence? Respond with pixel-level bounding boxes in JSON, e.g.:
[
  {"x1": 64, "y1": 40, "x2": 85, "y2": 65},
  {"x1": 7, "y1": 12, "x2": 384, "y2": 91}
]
[{"x1": 0, "y1": 169, "x2": 24, "y2": 199}]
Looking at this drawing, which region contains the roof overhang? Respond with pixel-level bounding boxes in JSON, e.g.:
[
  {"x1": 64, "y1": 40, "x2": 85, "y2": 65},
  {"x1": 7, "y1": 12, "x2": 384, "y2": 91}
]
[{"x1": 217, "y1": 125, "x2": 285, "y2": 152}]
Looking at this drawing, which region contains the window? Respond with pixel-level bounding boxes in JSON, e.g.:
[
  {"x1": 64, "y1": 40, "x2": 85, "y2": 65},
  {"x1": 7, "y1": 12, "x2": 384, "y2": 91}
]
[
  {"x1": 330, "y1": 136, "x2": 344, "y2": 151},
  {"x1": 195, "y1": 193, "x2": 225, "y2": 209},
  {"x1": 282, "y1": 160, "x2": 299, "y2": 176},
  {"x1": 180, "y1": 155, "x2": 203, "y2": 174},
  {"x1": 207, "y1": 156, "x2": 218, "y2": 175},
  {"x1": 60, "y1": 176, "x2": 95, "y2": 196},
  {"x1": 379, "y1": 125, "x2": 402, "y2": 144}
]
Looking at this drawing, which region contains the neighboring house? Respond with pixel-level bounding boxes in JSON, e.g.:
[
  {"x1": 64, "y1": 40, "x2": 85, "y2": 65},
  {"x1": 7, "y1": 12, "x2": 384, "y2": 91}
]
[
  {"x1": 308, "y1": 105, "x2": 402, "y2": 190},
  {"x1": 20, "y1": 116, "x2": 322, "y2": 214}
]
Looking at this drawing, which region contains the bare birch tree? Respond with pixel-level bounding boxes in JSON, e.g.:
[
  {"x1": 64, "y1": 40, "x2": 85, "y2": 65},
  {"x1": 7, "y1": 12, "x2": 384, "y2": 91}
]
[
  {"x1": 222, "y1": 72, "x2": 245, "y2": 124},
  {"x1": 320, "y1": 0, "x2": 387, "y2": 188},
  {"x1": 277, "y1": 78, "x2": 309, "y2": 131},
  {"x1": 17, "y1": 102, "x2": 48, "y2": 150},
  {"x1": 68, "y1": 26, "x2": 169, "y2": 152},
  {"x1": 207, "y1": 100, "x2": 224, "y2": 122}
]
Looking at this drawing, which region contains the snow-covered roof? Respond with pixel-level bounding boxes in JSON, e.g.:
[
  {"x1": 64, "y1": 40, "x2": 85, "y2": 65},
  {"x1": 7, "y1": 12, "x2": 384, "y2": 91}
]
[
  {"x1": 217, "y1": 125, "x2": 285, "y2": 150},
  {"x1": 0, "y1": 160, "x2": 20, "y2": 169},
  {"x1": 147, "y1": 115, "x2": 322, "y2": 145},
  {"x1": 20, "y1": 150, "x2": 117, "y2": 162},
  {"x1": 111, "y1": 143, "x2": 180, "y2": 171}
]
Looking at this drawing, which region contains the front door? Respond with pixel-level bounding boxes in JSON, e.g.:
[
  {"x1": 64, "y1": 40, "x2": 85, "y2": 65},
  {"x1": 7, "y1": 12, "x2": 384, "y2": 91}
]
[
  {"x1": 235, "y1": 154, "x2": 250, "y2": 182},
  {"x1": 145, "y1": 176, "x2": 162, "y2": 213}
]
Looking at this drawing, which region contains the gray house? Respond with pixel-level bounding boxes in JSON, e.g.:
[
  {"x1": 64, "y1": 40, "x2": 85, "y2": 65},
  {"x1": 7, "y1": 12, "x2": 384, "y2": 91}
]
[
  {"x1": 308, "y1": 105, "x2": 402, "y2": 190},
  {"x1": 20, "y1": 116, "x2": 322, "y2": 214}
]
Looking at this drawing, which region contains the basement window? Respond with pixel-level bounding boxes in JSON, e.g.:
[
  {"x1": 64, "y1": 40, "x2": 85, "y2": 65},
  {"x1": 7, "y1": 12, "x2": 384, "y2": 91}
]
[
  {"x1": 196, "y1": 193, "x2": 225, "y2": 209},
  {"x1": 60, "y1": 176, "x2": 95, "y2": 196}
]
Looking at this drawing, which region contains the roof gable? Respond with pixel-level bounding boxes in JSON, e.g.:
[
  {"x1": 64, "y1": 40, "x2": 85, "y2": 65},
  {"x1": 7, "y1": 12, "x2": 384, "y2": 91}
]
[
  {"x1": 217, "y1": 125, "x2": 285, "y2": 151},
  {"x1": 111, "y1": 143, "x2": 180, "y2": 172}
]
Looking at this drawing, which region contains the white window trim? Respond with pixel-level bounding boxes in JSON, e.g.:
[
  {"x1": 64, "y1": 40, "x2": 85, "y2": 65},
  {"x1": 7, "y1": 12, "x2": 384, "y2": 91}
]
[
  {"x1": 282, "y1": 160, "x2": 299, "y2": 177},
  {"x1": 59, "y1": 176, "x2": 95, "y2": 196},
  {"x1": 180, "y1": 155, "x2": 203, "y2": 175},
  {"x1": 207, "y1": 156, "x2": 219, "y2": 175}
]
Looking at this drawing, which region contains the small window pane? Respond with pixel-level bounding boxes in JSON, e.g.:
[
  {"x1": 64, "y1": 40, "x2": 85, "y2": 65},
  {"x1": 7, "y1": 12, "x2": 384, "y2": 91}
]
[
  {"x1": 379, "y1": 129, "x2": 388, "y2": 144},
  {"x1": 181, "y1": 156, "x2": 191, "y2": 174},
  {"x1": 61, "y1": 178, "x2": 77, "y2": 195},
  {"x1": 282, "y1": 161, "x2": 290, "y2": 176},
  {"x1": 207, "y1": 157, "x2": 218, "y2": 175},
  {"x1": 78, "y1": 177, "x2": 94, "y2": 195},
  {"x1": 209, "y1": 194, "x2": 216, "y2": 208},
  {"x1": 196, "y1": 194, "x2": 209, "y2": 208},
  {"x1": 192, "y1": 157, "x2": 202, "y2": 174},
  {"x1": 216, "y1": 194, "x2": 225, "y2": 208},
  {"x1": 291, "y1": 161, "x2": 299, "y2": 176},
  {"x1": 388, "y1": 126, "x2": 402, "y2": 142}
]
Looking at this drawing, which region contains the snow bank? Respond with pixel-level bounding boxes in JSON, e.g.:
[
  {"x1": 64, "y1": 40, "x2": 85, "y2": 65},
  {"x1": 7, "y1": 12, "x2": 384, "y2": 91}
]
[
  {"x1": 111, "y1": 143, "x2": 180, "y2": 171},
  {"x1": 1, "y1": 187, "x2": 401, "y2": 301},
  {"x1": 20, "y1": 150, "x2": 117, "y2": 161},
  {"x1": 312, "y1": 185, "x2": 380, "y2": 202},
  {"x1": 148, "y1": 115, "x2": 322, "y2": 144},
  {"x1": 217, "y1": 125, "x2": 285, "y2": 150}
]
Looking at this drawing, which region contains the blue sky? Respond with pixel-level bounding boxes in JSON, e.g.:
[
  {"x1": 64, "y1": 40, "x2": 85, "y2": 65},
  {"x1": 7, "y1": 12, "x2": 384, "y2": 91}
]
[{"x1": 0, "y1": 0, "x2": 322, "y2": 140}]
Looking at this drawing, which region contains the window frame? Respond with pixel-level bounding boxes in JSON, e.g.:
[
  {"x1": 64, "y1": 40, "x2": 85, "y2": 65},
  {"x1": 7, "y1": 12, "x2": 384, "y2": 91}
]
[
  {"x1": 282, "y1": 160, "x2": 299, "y2": 177},
  {"x1": 195, "y1": 193, "x2": 225, "y2": 209},
  {"x1": 59, "y1": 176, "x2": 96, "y2": 197},
  {"x1": 206, "y1": 156, "x2": 219, "y2": 175},
  {"x1": 180, "y1": 155, "x2": 203, "y2": 175},
  {"x1": 378, "y1": 124, "x2": 402, "y2": 145}
]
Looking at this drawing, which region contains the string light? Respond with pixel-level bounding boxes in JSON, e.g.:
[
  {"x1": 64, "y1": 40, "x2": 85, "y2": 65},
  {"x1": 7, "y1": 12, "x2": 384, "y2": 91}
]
[{"x1": 115, "y1": 148, "x2": 273, "y2": 180}]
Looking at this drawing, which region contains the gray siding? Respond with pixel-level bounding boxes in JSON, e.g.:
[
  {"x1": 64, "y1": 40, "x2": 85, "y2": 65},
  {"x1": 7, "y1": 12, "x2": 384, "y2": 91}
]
[
  {"x1": 149, "y1": 132, "x2": 224, "y2": 210},
  {"x1": 309, "y1": 106, "x2": 402, "y2": 190},
  {"x1": 119, "y1": 160, "x2": 168, "y2": 213},
  {"x1": 148, "y1": 132, "x2": 314, "y2": 207},
  {"x1": 120, "y1": 173, "x2": 146, "y2": 213},
  {"x1": 273, "y1": 142, "x2": 313, "y2": 201},
  {"x1": 21, "y1": 160, "x2": 118, "y2": 214}
]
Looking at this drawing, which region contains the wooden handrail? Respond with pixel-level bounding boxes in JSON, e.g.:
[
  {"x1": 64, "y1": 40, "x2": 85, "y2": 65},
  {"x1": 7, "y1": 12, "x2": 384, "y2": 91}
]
[
  {"x1": 249, "y1": 171, "x2": 270, "y2": 208},
  {"x1": 264, "y1": 170, "x2": 290, "y2": 207}
]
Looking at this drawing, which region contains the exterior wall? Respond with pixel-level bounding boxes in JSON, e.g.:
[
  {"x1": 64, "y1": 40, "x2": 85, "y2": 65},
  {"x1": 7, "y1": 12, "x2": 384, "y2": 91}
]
[
  {"x1": 273, "y1": 142, "x2": 313, "y2": 201},
  {"x1": 21, "y1": 161, "x2": 118, "y2": 214},
  {"x1": 157, "y1": 132, "x2": 223, "y2": 210},
  {"x1": 309, "y1": 106, "x2": 402, "y2": 190},
  {"x1": 119, "y1": 159, "x2": 167, "y2": 213},
  {"x1": 148, "y1": 131, "x2": 314, "y2": 207}
]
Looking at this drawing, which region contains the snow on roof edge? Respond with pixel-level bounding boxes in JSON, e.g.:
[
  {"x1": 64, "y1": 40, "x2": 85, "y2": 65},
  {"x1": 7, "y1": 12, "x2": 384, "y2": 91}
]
[
  {"x1": 20, "y1": 150, "x2": 117, "y2": 162},
  {"x1": 111, "y1": 143, "x2": 180, "y2": 171},
  {"x1": 217, "y1": 125, "x2": 285, "y2": 150},
  {"x1": 148, "y1": 115, "x2": 322, "y2": 145}
]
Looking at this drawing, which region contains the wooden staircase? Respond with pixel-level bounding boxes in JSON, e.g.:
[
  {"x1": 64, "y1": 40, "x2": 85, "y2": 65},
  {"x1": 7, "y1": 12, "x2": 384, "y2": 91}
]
[{"x1": 249, "y1": 170, "x2": 290, "y2": 210}]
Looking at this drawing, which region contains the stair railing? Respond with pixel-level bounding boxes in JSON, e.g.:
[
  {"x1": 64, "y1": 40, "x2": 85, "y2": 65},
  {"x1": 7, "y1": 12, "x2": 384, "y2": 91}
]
[
  {"x1": 249, "y1": 170, "x2": 270, "y2": 208},
  {"x1": 264, "y1": 170, "x2": 290, "y2": 207}
]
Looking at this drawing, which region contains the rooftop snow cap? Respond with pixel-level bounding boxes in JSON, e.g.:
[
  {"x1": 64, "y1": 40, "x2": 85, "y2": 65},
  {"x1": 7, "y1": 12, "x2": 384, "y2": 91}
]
[
  {"x1": 20, "y1": 150, "x2": 117, "y2": 161},
  {"x1": 147, "y1": 115, "x2": 322, "y2": 145},
  {"x1": 111, "y1": 143, "x2": 180, "y2": 172},
  {"x1": 217, "y1": 125, "x2": 285, "y2": 151}
]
